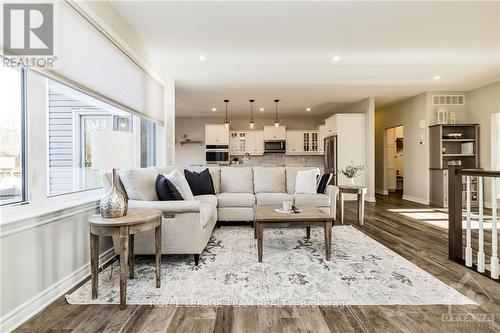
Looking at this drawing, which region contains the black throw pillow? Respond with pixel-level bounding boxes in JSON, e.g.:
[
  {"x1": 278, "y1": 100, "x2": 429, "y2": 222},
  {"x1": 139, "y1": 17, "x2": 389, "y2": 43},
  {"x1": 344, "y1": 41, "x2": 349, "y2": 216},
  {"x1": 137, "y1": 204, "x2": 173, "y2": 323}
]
[
  {"x1": 317, "y1": 173, "x2": 333, "y2": 194},
  {"x1": 156, "y1": 174, "x2": 184, "y2": 201},
  {"x1": 184, "y1": 168, "x2": 215, "y2": 196}
]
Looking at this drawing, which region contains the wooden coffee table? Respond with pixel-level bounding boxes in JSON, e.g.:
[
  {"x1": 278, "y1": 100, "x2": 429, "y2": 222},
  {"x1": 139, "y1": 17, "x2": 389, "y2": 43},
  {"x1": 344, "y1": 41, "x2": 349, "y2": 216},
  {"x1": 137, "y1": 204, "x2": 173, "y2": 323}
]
[{"x1": 253, "y1": 205, "x2": 334, "y2": 262}]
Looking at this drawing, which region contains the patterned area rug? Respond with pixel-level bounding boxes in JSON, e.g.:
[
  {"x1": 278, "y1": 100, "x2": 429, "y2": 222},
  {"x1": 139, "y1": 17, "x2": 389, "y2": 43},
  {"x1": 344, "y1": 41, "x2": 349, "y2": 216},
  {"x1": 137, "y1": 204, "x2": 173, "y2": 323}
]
[{"x1": 67, "y1": 226, "x2": 474, "y2": 306}]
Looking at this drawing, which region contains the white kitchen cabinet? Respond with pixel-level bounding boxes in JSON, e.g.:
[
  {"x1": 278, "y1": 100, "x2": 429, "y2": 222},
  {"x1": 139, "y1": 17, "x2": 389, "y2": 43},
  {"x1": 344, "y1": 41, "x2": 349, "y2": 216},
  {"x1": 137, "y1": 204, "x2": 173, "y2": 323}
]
[
  {"x1": 324, "y1": 116, "x2": 337, "y2": 137},
  {"x1": 246, "y1": 131, "x2": 264, "y2": 155},
  {"x1": 230, "y1": 131, "x2": 264, "y2": 155},
  {"x1": 318, "y1": 125, "x2": 326, "y2": 153},
  {"x1": 263, "y1": 125, "x2": 286, "y2": 140},
  {"x1": 286, "y1": 131, "x2": 303, "y2": 154},
  {"x1": 285, "y1": 130, "x2": 320, "y2": 155},
  {"x1": 205, "y1": 124, "x2": 229, "y2": 145}
]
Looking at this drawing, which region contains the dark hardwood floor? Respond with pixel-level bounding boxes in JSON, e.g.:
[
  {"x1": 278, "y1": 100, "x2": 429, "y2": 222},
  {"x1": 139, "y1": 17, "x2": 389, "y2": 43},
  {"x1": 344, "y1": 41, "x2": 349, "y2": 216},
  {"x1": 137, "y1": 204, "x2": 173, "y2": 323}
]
[{"x1": 15, "y1": 194, "x2": 500, "y2": 332}]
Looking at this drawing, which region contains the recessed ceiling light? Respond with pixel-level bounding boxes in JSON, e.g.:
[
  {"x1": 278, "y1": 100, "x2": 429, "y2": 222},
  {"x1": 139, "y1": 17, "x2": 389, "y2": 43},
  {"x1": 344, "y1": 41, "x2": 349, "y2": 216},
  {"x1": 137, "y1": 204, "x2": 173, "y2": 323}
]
[
  {"x1": 306, "y1": 107, "x2": 311, "y2": 112},
  {"x1": 211, "y1": 107, "x2": 217, "y2": 112},
  {"x1": 259, "y1": 107, "x2": 264, "y2": 112},
  {"x1": 198, "y1": 55, "x2": 206, "y2": 62},
  {"x1": 433, "y1": 75, "x2": 441, "y2": 80},
  {"x1": 332, "y1": 56, "x2": 340, "y2": 62}
]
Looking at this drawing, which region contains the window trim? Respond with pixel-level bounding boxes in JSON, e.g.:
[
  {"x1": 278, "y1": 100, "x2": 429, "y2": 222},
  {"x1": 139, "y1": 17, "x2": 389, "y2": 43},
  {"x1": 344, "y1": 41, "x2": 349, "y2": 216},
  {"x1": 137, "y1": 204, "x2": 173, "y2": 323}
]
[{"x1": 1, "y1": 68, "x2": 28, "y2": 207}]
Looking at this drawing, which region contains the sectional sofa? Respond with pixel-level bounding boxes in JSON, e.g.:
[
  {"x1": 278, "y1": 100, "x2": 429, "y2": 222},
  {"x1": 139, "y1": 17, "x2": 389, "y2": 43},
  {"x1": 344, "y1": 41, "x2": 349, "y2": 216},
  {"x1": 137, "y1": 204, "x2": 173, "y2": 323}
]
[{"x1": 104, "y1": 166, "x2": 339, "y2": 265}]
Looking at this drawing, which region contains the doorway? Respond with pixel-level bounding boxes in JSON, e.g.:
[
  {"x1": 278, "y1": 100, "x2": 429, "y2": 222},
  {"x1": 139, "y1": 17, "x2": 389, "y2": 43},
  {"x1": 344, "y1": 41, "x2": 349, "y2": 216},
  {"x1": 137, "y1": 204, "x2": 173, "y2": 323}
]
[{"x1": 385, "y1": 126, "x2": 404, "y2": 198}]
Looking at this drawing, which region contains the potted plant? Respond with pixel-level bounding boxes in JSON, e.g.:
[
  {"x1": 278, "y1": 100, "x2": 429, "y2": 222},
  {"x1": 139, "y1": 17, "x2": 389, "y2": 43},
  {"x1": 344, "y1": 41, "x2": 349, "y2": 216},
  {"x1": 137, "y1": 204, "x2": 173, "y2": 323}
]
[{"x1": 339, "y1": 161, "x2": 365, "y2": 185}]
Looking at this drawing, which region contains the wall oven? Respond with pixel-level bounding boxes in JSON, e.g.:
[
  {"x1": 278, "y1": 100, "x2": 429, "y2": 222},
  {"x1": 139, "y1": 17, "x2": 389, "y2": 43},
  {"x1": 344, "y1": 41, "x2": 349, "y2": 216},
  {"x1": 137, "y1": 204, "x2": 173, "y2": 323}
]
[
  {"x1": 205, "y1": 145, "x2": 229, "y2": 164},
  {"x1": 264, "y1": 140, "x2": 286, "y2": 153}
]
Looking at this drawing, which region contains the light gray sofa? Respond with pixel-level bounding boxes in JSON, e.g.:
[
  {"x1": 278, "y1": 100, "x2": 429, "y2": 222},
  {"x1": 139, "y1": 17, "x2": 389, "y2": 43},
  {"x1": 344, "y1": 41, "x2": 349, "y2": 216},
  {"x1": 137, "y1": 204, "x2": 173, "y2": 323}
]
[{"x1": 105, "y1": 166, "x2": 338, "y2": 265}]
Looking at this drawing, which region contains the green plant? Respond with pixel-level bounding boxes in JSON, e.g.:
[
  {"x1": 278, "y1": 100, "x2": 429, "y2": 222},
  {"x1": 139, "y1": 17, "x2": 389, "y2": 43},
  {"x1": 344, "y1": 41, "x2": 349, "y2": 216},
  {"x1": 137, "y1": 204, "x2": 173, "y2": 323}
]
[{"x1": 339, "y1": 162, "x2": 365, "y2": 179}]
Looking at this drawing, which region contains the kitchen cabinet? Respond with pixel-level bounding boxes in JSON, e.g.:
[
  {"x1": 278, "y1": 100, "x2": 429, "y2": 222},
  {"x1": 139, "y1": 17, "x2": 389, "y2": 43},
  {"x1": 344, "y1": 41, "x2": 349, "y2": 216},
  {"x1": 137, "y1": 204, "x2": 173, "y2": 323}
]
[
  {"x1": 285, "y1": 130, "x2": 320, "y2": 155},
  {"x1": 205, "y1": 124, "x2": 229, "y2": 145},
  {"x1": 230, "y1": 131, "x2": 264, "y2": 155},
  {"x1": 318, "y1": 125, "x2": 326, "y2": 153},
  {"x1": 263, "y1": 125, "x2": 286, "y2": 140},
  {"x1": 324, "y1": 116, "x2": 337, "y2": 137}
]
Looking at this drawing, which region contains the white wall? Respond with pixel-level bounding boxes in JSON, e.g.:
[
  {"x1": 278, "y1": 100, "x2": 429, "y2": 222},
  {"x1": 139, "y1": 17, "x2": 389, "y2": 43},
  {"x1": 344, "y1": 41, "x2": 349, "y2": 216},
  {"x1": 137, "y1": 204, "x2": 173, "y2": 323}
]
[
  {"x1": 375, "y1": 93, "x2": 430, "y2": 204},
  {"x1": 466, "y1": 81, "x2": 500, "y2": 205}
]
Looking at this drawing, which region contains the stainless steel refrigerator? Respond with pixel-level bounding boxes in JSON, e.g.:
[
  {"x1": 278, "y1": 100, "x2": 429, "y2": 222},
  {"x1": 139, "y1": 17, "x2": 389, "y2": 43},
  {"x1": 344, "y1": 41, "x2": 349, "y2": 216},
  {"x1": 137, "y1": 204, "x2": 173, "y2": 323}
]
[{"x1": 324, "y1": 135, "x2": 338, "y2": 185}]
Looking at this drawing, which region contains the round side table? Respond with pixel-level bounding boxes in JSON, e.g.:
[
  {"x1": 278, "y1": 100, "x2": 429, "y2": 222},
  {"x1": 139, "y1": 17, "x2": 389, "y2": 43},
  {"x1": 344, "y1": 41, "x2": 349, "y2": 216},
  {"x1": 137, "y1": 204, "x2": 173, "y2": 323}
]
[{"x1": 88, "y1": 209, "x2": 162, "y2": 309}]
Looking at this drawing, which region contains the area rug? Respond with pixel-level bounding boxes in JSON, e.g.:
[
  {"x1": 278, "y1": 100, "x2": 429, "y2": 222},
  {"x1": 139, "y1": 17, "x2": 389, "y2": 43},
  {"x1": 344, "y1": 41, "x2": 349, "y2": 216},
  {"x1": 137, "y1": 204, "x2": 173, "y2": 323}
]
[{"x1": 67, "y1": 226, "x2": 474, "y2": 306}]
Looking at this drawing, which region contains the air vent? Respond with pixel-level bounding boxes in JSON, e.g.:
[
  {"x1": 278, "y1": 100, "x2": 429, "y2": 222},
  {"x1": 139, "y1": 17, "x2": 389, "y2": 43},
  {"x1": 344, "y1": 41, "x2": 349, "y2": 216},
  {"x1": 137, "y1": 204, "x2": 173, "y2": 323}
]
[{"x1": 432, "y1": 95, "x2": 465, "y2": 106}]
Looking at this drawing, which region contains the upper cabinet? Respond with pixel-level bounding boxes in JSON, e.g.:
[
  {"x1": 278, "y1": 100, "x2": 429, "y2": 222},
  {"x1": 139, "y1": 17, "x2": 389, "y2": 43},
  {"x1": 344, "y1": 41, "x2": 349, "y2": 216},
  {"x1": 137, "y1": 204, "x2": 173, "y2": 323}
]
[
  {"x1": 285, "y1": 130, "x2": 320, "y2": 155},
  {"x1": 205, "y1": 124, "x2": 229, "y2": 145},
  {"x1": 324, "y1": 115, "x2": 337, "y2": 137},
  {"x1": 230, "y1": 131, "x2": 264, "y2": 155},
  {"x1": 263, "y1": 125, "x2": 286, "y2": 140},
  {"x1": 318, "y1": 125, "x2": 326, "y2": 153}
]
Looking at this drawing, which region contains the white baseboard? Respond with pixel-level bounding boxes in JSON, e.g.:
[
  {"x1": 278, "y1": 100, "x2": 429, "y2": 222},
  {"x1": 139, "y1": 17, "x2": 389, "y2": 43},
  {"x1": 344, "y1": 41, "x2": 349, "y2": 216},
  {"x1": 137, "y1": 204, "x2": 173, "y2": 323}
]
[
  {"x1": 0, "y1": 248, "x2": 115, "y2": 333},
  {"x1": 402, "y1": 195, "x2": 430, "y2": 205},
  {"x1": 375, "y1": 189, "x2": 388, "y2": 195}
]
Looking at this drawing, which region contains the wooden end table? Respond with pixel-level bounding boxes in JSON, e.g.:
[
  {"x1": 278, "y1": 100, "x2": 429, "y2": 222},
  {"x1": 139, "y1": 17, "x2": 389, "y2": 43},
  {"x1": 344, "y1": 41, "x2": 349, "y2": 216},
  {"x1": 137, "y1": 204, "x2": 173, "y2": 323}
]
[
  {"x1": 88, "y1": 209, "x2": 162, "y2": 309},
  {"x1": 338, "y1": 185, "x2": 367, "y2": 225},
  {"x1": 253, "y1": 205, "x2": 334, "y2": 262}
]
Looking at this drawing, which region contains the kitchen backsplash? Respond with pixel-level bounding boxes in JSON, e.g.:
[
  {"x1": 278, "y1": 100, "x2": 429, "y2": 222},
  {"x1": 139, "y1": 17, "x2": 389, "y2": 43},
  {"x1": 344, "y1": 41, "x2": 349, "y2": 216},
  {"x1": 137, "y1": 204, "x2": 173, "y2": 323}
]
[{"x1": 229, "y1": 154, "x2": 324, "y2": 167}]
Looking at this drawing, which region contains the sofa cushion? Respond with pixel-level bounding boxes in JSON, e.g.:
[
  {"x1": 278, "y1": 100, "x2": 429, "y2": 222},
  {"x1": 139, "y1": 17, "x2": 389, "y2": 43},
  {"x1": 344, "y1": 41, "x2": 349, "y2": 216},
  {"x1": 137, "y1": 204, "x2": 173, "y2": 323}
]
[
  {"x1": 165, "y1": 169, "x2": 195, "y2": 201},
  {"x1": 184, "y1": 168, "x2": 215, "y2": 196},
  {"x1": 156, "y1": 166, "x2": 177, "y2": 175},
  {"x1": 286, "y1": 167, "x2": 321, "y2": 194},
  {"x1": 186, "y1": 166, "x2": 221, "y2": 194},
  {"x1": 295, "y1": 168, "x2": 320, "y2": 194},
  {"x1": 253, "y1": 167, "x2": 286, "y2": 193},
  {"x1": 156, "y1": 174, "x2": 183, "y2": 201},
  {"x1": 217, "y1": 192, "x2": 255, "y2": 207},
  {"x1": 195, "y1": 194, "x2": 218, "y2": 208},
  {"x1": 255, "y1": 192, "x2": 294, "y2": 205},
  {"x1": 220, "y1": 167, "x2": 253, "y2": 193},
  {"x1": 294, "y1": 193, "x2": 330, "y2": 207},
  {"x1": 119, "y1": 168, "x2": 159, "y2": 201}
]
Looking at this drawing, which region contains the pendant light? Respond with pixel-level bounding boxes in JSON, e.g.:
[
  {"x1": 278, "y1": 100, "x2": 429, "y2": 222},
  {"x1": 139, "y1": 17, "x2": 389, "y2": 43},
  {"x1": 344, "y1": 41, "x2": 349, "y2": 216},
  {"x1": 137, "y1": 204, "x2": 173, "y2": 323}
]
[
  {"x1": 224, "y1": 99, "x2": 230, "y2": 128},
  {"x1": 274, "y1": 99, "x2": 280, "y2": 128},
  {"x1": 249, "y1": 99, "x2": 255, "y2": 129}
]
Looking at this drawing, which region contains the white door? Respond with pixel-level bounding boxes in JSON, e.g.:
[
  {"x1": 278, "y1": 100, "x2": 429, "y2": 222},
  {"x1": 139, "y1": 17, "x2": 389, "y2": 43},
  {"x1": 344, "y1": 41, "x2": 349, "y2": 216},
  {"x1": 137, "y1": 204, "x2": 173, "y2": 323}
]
[
  {"x1": 386, "y1": 127, "x2": 397, "y2": 190},
  {"x1": 318, "y1": 125, "x2": 325, "y2": 152}
]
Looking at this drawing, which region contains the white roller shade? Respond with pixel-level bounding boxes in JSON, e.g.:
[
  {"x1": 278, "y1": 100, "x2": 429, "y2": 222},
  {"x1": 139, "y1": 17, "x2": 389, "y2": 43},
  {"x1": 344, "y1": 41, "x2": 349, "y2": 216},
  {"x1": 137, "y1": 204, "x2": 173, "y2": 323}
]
[{"x1": 47, "y1": 1, "x2": 164, "y2": 124}]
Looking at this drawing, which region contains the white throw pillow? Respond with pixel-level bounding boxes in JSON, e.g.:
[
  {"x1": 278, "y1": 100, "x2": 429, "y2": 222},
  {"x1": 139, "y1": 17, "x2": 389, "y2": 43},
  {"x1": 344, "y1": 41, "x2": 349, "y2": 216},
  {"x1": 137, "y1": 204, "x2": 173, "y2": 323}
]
[
  {"x1": 295, "y1": 168, "x2": 320, "y2": 194},
  {"x1": 165, "y1": 169, "x2": 195, "y2": 200}
]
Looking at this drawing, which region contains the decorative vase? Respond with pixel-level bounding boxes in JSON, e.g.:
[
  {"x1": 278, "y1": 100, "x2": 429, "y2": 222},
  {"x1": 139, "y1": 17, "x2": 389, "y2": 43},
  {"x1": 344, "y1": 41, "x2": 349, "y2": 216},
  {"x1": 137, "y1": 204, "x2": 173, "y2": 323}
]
[{"x1": 349, "y1": 177, "x2": 355, "y2": 185}]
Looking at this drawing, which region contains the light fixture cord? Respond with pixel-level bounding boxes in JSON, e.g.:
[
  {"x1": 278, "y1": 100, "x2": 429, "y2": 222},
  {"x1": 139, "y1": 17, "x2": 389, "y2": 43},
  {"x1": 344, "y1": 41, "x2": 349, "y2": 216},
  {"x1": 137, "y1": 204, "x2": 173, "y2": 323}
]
[
  {"x1": 225, "y1": 101, "x2": 228, "y2": 122},
  {"x1": 251, "y1": 101, "x2": 253, "y2": 122},
  {"x1": 275, "y1": 100, "x2": 279, "y2": 123}
]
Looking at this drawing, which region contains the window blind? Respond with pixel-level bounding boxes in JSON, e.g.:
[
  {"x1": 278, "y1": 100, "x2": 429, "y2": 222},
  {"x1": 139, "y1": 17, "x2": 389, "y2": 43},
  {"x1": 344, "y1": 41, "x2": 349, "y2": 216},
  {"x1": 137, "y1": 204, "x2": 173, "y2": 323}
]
[{"x1": 45, "y1": 1, "x2": 165, "y2": 124}]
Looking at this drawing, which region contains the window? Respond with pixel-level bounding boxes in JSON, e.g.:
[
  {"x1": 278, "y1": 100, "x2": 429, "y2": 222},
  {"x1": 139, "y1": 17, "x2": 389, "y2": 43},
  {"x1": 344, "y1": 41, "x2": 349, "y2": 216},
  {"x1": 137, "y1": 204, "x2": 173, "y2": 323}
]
[
  {"x1": 140, "y1": 118, "x2": 156, "y2": 167},
  {"x1": 47, "y1": 79, "x2": 132, "y2": 196},
  {"x1": 0, "y1": 66, "x2": 26, "y2": 206}
]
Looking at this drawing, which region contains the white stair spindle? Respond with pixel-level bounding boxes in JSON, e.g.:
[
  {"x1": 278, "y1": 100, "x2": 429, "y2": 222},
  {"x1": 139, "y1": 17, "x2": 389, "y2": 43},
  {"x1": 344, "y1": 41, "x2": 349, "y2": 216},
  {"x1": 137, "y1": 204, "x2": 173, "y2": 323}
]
[
  {"x1": 465, "y1": 176, "x2": 472, "y2": 267},
  {"x1": 477, "y1": 177, "x2": 485, "y2": 273},
  {"x1": 491, "y1": 179, "x2": 498, "y2": 279}
]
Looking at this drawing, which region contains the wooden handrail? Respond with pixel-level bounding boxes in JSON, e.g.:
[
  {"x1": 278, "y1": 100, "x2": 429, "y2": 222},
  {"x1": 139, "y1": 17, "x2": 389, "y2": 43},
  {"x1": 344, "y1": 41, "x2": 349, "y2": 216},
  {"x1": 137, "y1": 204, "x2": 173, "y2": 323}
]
[{"x1": 457, "y1": 169, "x2": 500, "y2": 177}]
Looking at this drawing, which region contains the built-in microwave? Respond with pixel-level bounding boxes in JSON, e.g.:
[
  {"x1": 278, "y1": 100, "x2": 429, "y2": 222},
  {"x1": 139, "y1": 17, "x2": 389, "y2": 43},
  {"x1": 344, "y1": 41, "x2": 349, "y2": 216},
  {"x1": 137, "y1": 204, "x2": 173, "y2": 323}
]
[
  {"x1": 205, "y1": 145, "x2": 229, "y2": 164},
  {"x1": 264, "y1": 140, "x2": 286, "y2": 153}
]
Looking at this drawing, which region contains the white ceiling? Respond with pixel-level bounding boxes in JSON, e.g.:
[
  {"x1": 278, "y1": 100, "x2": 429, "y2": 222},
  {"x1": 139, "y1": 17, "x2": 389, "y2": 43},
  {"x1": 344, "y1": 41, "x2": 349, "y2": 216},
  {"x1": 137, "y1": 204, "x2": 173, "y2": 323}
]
[{"x1": 107, "y1": 1, "x2": 500, "y2": 118}]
